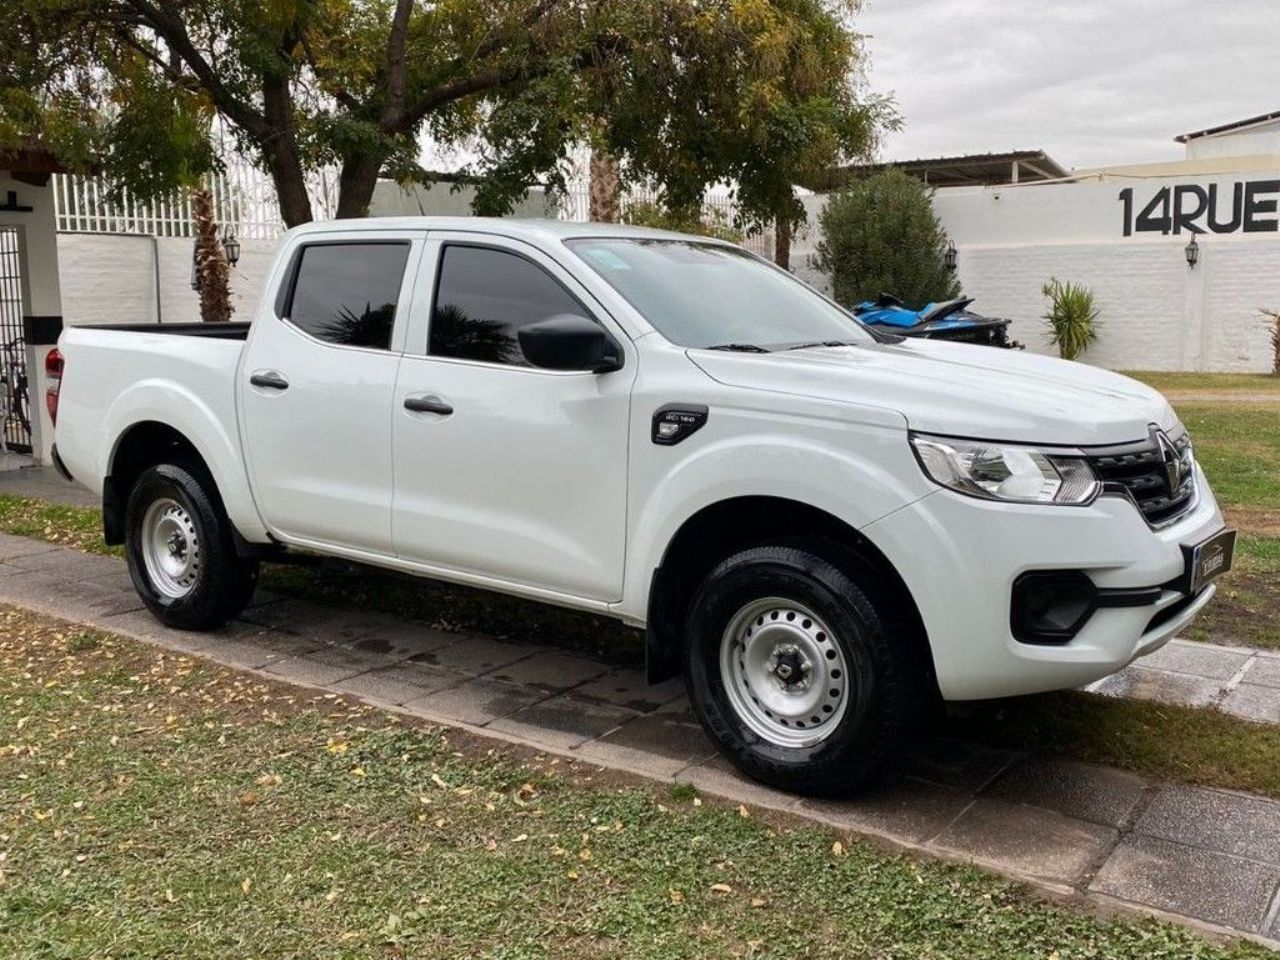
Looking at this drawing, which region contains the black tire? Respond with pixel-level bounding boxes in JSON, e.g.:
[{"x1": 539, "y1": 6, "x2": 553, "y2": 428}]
[
  {"x1": 684, "y1": 544, "x2": 916, "y2": 797},
  {"x1": 124, "y1": 462, "x2": 258, "y2": 629}
]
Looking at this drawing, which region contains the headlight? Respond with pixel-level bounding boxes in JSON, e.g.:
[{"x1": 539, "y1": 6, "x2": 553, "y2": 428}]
[{"x1": 910, "y1": 433, "x2": 1100, "y2": 505}]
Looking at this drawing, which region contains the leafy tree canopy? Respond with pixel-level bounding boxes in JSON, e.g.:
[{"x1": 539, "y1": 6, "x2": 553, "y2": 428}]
[
  {"x1": 1, "y1": 0, "x2": 897, "y2": 228},
  {"x1": 815, "y1": 167, "x2": 961, "y2": 307}
]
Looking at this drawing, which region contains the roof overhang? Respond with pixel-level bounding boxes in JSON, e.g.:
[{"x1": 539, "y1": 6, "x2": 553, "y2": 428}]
[
  {"x1": 802, "y1": 150, "x2": 1069, "y2": 192},
  {"x1": 0, "y1": 146, "x2": 85, "y2": 186},
  {"x1": 1176, "y1": 110, "x2": 1280, "y2": 143}
]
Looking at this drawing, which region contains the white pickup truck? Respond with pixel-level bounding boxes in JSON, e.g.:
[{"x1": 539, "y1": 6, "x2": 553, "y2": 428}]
[{"x1": 50, "y1": 217, "x2": 1235, "y2": 794}]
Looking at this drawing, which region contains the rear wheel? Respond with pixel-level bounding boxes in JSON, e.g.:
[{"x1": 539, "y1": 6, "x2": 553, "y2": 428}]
[
  {"x1": 684, "y1": 544, "x2": 916, "y2": 796},
  {"x1": 125, "y1": 463, "x2": 258, "y2": 629}
]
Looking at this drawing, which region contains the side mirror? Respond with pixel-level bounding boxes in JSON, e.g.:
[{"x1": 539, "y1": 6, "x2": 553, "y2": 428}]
[{"x1": 518, "y1": 314, "x2": 623, "y2": 373}]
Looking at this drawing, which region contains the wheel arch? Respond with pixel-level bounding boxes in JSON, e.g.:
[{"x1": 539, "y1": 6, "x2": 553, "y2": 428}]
[
  {"x1": 103, "y1": 419, "x2": 266, "y2": 555},
  {"x1": 104, "y1": 421, "x2": 214, "y2": 543},
  {"x1": 644, "y1": 495, "x2": 937, "y2": 701},
  {"x1": 97, "y1": 378, "x2": 269, "y2": 547}
]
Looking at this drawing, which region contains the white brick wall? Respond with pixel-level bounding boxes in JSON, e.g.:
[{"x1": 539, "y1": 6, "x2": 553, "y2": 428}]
[{"x1": 794, "y1": 175, "x2": 1280, "y2": 373}]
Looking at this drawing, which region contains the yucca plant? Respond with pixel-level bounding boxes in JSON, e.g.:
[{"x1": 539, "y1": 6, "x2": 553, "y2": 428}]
[
  {"x1": 1264, "y1": 308, "x2": 1280, "y2": 376},
  {"x1": 1041, "y1": 277, "x2": 1099, "y2": 361}
]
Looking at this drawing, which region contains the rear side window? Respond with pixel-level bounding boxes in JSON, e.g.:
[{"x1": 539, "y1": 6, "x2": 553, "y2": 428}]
[
  {"x1": 285, "y1": 242, "x2": 410, "y2": 349},
  {"x1": 430, "y1": 245, "x2": 587, "y2": 366}
]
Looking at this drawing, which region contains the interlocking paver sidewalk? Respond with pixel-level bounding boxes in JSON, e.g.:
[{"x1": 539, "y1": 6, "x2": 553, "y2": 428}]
[
  {"x1": 1, "y1": 530, "x2": 1279, "y2": 947},
  {"x1": 1088, "y1": 636, "x2": 1280, "y2": 721}
]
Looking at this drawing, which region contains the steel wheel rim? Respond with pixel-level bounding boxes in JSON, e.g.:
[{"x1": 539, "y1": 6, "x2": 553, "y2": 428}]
[
  {"x1": 719, "y1": 596, "x2": 850, "y2": 748},
  {"x1": 140, "y1": 497, "x2": 201, "y2": 600}
]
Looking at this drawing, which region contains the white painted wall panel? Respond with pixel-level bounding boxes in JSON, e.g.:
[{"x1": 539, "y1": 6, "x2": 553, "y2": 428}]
[{"x1": 57, "y1": 235, "x2": 275, "y2": 327}]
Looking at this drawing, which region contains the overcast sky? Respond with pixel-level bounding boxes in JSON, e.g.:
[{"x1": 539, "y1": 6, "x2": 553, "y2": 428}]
[{"x1": 857, "y1": 0, "x2": 1279, "y2": 170}]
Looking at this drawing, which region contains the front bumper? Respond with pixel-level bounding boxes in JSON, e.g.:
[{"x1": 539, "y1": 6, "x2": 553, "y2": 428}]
[{"x1": 864, "y1": 464, "x2": 1227, "y2": 701}]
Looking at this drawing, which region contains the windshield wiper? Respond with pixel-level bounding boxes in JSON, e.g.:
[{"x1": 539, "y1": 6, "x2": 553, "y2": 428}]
[
  {"x1": 705, "y1": 342, "x2": 771, "y2": 353},
  {"x1": 782, "y1": 340, "x2": 861, "y2": 351}
]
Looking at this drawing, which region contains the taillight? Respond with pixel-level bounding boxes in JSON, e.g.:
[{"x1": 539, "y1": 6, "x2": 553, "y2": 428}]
[{"x1": 45, "y1": 348, "x2": 63, "y2": 425}]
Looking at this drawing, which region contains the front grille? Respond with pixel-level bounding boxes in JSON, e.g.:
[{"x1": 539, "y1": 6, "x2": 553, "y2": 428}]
[{"x1": 1086, "y1": 428, "x2": 1196, "y2": 526}]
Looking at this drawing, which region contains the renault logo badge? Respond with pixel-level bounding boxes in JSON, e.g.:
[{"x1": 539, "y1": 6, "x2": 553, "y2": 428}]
[{"x1": 1153, "y1": 429, "x2": 1184, "y2": 494}]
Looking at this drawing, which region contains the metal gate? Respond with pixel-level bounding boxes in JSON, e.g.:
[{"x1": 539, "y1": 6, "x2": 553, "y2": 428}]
[{"x1": 0, "y1": 227, "x2": 31, "y2": 453}]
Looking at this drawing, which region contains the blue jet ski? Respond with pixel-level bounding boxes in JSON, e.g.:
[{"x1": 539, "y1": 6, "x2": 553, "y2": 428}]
[{"x1": 853, "y1": 294, "x2": 1019, "y2": 348}]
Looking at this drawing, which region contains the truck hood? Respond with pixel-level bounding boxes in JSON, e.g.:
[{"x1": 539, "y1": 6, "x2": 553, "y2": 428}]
[{"x1": 689, "y1": 338, "x2": 1177, "y2": 446}]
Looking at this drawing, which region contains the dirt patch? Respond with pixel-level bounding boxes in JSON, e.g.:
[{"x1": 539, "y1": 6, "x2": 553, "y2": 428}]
[
  {"x1": 1166, "y1": 391, "x2": 1280, "y2": 405},
  {"x1": 1188, "y1": 567, "x2": 1280, "y2": 650},
  {"x1": 1224, "y1": 507, "x2": 1280, "y2": 538}
]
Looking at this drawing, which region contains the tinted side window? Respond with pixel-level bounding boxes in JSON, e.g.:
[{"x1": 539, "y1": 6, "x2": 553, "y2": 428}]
[
  {"x1": 430, "y1": 245, "x2": 587, "y2": 366},
  {"x1": 287, "y1": 242, "x2": 410, "y2": 349}
]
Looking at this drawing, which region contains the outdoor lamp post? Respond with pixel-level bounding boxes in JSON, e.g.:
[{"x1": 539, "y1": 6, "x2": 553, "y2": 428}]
[
  {"x1": 1184, "y1": 234, "x2": 1200, "y2": 269},
  {"x1": 222, "y1": 228, "x2": 241, "y2": 268},
  {"x1": 944, "y1": 240, "x2": 958, "y2": 272}
]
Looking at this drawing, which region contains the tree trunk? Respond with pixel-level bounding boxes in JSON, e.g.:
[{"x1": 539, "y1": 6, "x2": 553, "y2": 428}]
[
  {"x1": 261, "y1": 74, "x2": 313, "y2": 227},
  {"x1": 192, "y1": 186, "x2": 233, "y2": 323},
  {"x1": 589, "y1": 149, "x2": 621, "y2": 223},
  {"x1": 774, "y1": 218, "x2": 792, "y2": 270},
  {"x1": 267, "y1": 152, "x2": 314, "y2": 228},
  {"x1": 335, "y1": 154, "x2": 384, "y2": 219}
]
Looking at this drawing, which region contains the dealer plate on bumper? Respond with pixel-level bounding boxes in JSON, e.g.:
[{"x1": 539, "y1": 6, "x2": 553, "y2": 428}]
[{"x1": 1182, "y1": 528, "x2": 1236, "y2": 595}]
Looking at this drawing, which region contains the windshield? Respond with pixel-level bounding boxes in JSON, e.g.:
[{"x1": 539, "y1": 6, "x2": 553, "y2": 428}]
[{"x1": 564, "y1": 238, "x2": 873, "y2": 350}]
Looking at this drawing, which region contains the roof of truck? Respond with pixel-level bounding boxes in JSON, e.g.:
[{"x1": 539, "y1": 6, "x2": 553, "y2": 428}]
[{"x1": 285, "y1": 216, "x2": 715, "y2": 245}]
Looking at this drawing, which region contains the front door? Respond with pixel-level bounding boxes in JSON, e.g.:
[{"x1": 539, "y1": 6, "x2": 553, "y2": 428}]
[
  {"x1": 239, "y1": 231, "x2": 421, "y2": 554},
  {"x1": 392, "y1": 235, "x2": 634, "y2": 600}
]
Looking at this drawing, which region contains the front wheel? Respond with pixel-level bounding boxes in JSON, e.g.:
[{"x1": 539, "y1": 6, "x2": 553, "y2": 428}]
[
  {"x1": 684, "y1": 545, "x2": 916, "y2": 797},
  {"x1": 125, "y1": 463, "x2": 258, "y2": 629}
]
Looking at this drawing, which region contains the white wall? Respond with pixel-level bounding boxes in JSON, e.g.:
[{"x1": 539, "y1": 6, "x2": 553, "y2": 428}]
[
  {"x1": 0, "y1": 173, "x2": 62, "y2": 315},
  {"x1": 794, "y1": 172, "x2": 1280, "y2": 372},
  {"x1": 57, "y1": 234, "x2": 276, "y2": 327},
  {"x1": 1186, "y1": 119, "x2": 1280, "y2": 161}
]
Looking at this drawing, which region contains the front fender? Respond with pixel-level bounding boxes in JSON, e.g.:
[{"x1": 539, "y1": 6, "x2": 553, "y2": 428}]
[
  {"x1": 101, "y1": 379, "x2": 269, "y2": 542},
  {"x1": 615, "y1": 417, "x2": 931, "y2": 622}
]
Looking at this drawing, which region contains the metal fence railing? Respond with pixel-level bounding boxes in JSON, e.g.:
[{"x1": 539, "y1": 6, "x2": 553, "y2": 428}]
[
  {"x1": 53, "y1": 162, "x2": 772, "y2": 255},
  {"x1": 53, "y1": 160, "x2": 338, "y2": 240}
]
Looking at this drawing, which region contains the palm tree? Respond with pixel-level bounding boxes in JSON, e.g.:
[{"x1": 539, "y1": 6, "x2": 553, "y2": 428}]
[
  {"x1": 192, "y1": 186, "x2": 233, "y2": 323},
  {"x1": 1264, "y1": 308, "x2": 1280, "y2": 376},
  {"x1": 589, "y1": 148, "x2": 621, "y2": 223}
]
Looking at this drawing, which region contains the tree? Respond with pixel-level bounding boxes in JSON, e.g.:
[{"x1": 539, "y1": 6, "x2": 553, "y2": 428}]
[
  {"x1": 815, "y1": 168, "x2": 960, "y2": 306},
  {"x1": 622, "y1": 199, "x2": 741, "y2": 242},
  {"x1": 192, "y1": 186, "x2": 234, "y2": 322},
  {"x1": 2, "y1": 0, "x2": 893, "y2": 229}
]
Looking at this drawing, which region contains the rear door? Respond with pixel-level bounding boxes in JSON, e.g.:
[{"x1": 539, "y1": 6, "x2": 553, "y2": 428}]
[
  {"x1": 239, "y1": 230, "x2": 423, "y2": 554},
  {"x1": 391, "y1": 234, "x2": 635, "y2": 600}
]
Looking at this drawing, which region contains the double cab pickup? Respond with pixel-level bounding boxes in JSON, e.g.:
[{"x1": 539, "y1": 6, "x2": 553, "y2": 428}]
[{"x1": 50, "y1": 218, "x2": 1234, "y2": 794}]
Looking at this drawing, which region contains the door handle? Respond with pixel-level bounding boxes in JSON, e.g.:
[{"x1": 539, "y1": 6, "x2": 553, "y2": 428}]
[
  {"x1": 404, "y1": 395, "x2": 453, "y2": 416},
  {"x1": 250, "y1": 370, "x2": 290, "y2": 391}
]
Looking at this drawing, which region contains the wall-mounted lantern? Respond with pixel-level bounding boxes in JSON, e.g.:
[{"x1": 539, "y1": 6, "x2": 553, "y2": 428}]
[
  {"x1": 222, "y1": 228, "x2": 241, "y2": 268},
  {"x1": 1184, "y1": 234, "x2": 1200, "y2": 269},
  {"x1": 944, "y1": 240, "x2": 958, "y2": 272}
]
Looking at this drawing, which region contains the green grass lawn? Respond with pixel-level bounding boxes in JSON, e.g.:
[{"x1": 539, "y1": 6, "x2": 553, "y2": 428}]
[
  {"x1": 964, "y1": 691, "x2": 1280, "y2": 799},
  {"x1": 1156, "y1": 400, "x2": 1280, "y2": 648},
  {"x1": 1175, "y1": 403, "x2": 1280, "y2": 512},
  {"x1": 0, "y1": 608, "x2": 1268, "y2": 959}
]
